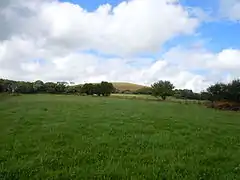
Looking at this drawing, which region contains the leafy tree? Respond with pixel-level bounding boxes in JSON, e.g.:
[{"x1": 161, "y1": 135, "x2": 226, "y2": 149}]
[
  {"x1": 16, "y1": 82, "x2": 34, "y2": 94},
  {"x1": 81, "y1": 83, "x2": 95, "y2": 95},
  {"x1": 33, "y1": 80, "x2": 45, "y2": 93},
  {"x1": 227, "y1": 79, "x2": 240, "y2": 103},
  {"x1": 134, "y1": 87, "x2": 152, "y2": 95},
  {"x1": 93, "y1": 84, "x2": 102, "y2": 96},
  {"x1": 81, "y1": 82, "x2": 114, "y2": 96},
  {"x1": 100, "y1": 81, "x2": 114, "y2": 96},
  {"x1": 0, "y1": 81, "x2": 3, "y2": 93},
  {"x1": 174, "y1": 89, "x2": 201, "y2": 100},
  {"x1": 207, "y1": 83, "x2": 228, "y2": 102},
  {"x1": 200, "y1": 91, "x2": 211, "y2": 101},
  {"x1": 45, "y1": 82, "x2": 57, "y2": 94},
  {"x1": 74, "y1": 85, "x2": 82, "y2": 94},
  {"x1": 65, "y1": 86, "x2": 77, "y2": 94},
  {"x1": 55, "y1": 82, "x2": 66, "y2": 93},
  {"x1": 151, "y1": 80, "x2": 174, "y2": 100},
  {"x1": 0, "y1": 79, "x2": 11, "y2": 92}
]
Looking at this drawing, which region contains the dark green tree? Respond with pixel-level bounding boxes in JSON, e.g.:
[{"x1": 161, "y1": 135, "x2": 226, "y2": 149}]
[
  {"x1": 55, "y1": 82, "x2": 66, "y2": 93},
  {"x1": 207, "y1": 83, "x2": 228, "y2": 102},
  {"x1": 16, "y1": 82, "x2": 34, "y2": 94},
  {"x1": 134, "y1": 87, "x2": 152, "y2": 95},
  {"x1": 0, "y1": 81, "x2": 3, "y2": 93},
  {"x1": 100, "y1": 81, "x2": 114, "y2": 96},
  {"x1": 227, "y1": 79, "x2": 240, "y2": 103},
  {"x1": 33, "y1": 80, "x2": 45, "y2": 93},
  {"x1": 45, "y1": 82, "x2": 57, "y2": 93},
  {"x1": 81, "y1": 83, "x2": 95, "y2": 95},
  {"x1": 151, "y1": 80, "x2": 175, "y2": 100},
  {"x1": 174, "y1": 89, "x2": 201, "y2": 100}
]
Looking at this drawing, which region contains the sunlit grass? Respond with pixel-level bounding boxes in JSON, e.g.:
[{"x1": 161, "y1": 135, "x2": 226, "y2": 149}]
[{"x1": 0, "y1": 94, "x2": 239, "y2": 179}]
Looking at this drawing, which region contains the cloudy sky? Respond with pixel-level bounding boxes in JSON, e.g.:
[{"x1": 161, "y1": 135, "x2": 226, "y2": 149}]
[{"x1": 0, "y1": 0, "x2": 240, "y2": 92}]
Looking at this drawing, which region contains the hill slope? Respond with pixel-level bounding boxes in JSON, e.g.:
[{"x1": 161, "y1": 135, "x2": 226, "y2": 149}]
[{"x1": 112, "y1": 82, "x2": 147, "y2": 92}]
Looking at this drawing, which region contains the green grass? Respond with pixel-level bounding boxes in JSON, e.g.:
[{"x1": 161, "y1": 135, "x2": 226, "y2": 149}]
[
  {"x1": 111, "y1": 94, "x2": 206, "y2": 104},
  {"x1": 0, "y1": 94, "x2": 240, "y2": 179},
  {"x1": 111, "y1": 93, "x2": 155, "y2": 100}
]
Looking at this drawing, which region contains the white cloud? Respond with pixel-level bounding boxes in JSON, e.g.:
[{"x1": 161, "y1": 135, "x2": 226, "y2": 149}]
[
  {"x1": 1, "y1": 36, "x2": 239, "y2": 92},
  {"x1": 0, "y1": 0, "x2": 199, "y2": 55},
  {"x1": 0, "y1": 0, "x2": 239, "y2": 92},
  {"x1": 163, "y1": 46, "x2": 240, "y2": 72},
  {"x1": 220, "y1": 0, "x2": 240, "y2": 21}
]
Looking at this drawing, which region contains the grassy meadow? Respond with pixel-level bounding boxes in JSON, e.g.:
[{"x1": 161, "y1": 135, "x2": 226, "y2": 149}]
[{"x1": 0, "y1": 94, "x2": 240, "y2": 179}]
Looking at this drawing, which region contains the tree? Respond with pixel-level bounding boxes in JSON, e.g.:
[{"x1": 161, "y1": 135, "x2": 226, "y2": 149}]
[
  {"x1": 16, "y1": 82, "x2": 34, "y2": 94},
  {"x1": 92, "y1": 84, "x2": 101, "y2": 96},
  {"x1": 0, "y1": 79, "x2": 12, "y2": 93},
  {"x1": 207, "y1": 83, "x2": 228, "y2": 102},
  {"x1": 65, "y1": 86, "x2": 77, "y2": 94},
  {"x1": 74, "y1": 85, "x2": 82, "y2": 94},
  {"x1": 33, "y1": 80, "x2": 45, "y2": 93},
  {"x1": 0, "y1": 81, "x2": 3, "y2": 93},
  {"x1": 81, "y1": 83, "x2": 95, "y2": 95},
  {"x1": 227, "y1": 79, "x2": 240, "y2": 103},
  {"x1": 81, "y1": 82, "x2": 114, "y2": 96},
  {"x1": 45, "y1": 82, "x2": 57, "y2": 94},
  {"x1": 55, "y1": 82, "x2": 66, "y2": 93},
  {"x1": 174, "y1": 89, "x2": 201, "y2": 100},
  {"x1": 100, "y1": 81, "x2": 114, "y2": 96},
  {"x1": 200, "y1": 91, "x2": 210, "y2": 101},
  {"x1": 134, "y1": 87, "x2": 152, "y2": 95},
  {"x1": 151, "y1": 80, "x2": 174, "y2": 100}
]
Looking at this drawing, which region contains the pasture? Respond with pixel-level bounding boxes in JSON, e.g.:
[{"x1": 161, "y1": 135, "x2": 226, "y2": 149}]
[{"x1": 0, "y1": 94, "x2": 240, "y2": 179}]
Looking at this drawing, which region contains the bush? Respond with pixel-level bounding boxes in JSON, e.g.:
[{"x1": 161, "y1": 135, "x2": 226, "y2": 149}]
[{"x1": 206, "y1": 101, "x2": 240, "y2": 111}]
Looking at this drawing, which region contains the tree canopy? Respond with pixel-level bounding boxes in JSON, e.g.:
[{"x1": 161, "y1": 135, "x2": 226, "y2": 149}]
[
  {"x1": 0, "y1": 79, "x2": 114, "y2": 97},
  {"x1": 151, "y1": 80, "x2": 175, "y2": 100},
  {"x1": 205, "y1": 80, "x2": 240, "y2": 103}
]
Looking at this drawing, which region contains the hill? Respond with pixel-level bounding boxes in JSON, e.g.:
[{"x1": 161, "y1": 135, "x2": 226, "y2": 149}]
[{"x1": 112, "y1": 82, "x2": 147, "y2": 92}]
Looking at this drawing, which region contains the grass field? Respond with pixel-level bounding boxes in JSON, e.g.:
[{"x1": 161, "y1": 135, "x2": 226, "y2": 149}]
[
  {"x1": 0, "y1": 94, "x2": 240, "y2": 179},
  {"x1": 111, "y1": 93, "x2": 206, "y2": 104}
]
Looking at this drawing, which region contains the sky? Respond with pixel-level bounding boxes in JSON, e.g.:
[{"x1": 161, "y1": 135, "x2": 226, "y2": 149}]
[{"x1": 0, "y1": 0, "x2": 240, "y2": 92}]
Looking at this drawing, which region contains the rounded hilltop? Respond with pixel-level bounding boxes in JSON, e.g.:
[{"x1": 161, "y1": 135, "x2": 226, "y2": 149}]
[{"x1": 111, "y1": 82, "x2": 147, "y2": 92}]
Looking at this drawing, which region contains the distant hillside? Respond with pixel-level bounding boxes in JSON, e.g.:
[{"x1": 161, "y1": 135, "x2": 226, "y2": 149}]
[{"x1": 112, "y1": 82, "x2": 147, "y2": 92}]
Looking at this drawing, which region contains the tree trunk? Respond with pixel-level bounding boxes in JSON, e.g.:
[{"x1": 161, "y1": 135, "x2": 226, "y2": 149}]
[{"x1": 162, "y1": 96, "x2": 166, "y2": 100}]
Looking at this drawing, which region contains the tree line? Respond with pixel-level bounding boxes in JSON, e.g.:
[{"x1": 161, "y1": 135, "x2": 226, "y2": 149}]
[
  {"x1": 149, "y1": 80, "x2": 240, "y2": 103},
  {"x1": 0, "y1": 79, "x2": 115, "y2": 96},
  {"x1": 0, "y1": 78, "x2": 239, "y2": 103}
]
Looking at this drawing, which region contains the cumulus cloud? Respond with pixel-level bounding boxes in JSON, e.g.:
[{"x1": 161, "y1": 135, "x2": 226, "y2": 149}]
[
  {"x1": 0, "y1": 0, "x2": 239, "y2": 92},
  {"x1": 0, "y1": 0, "x2": 199, "y2": 54},
  {"x1": 3, "y1": 36, "x2": 239, "y2": 92},
  {"x1": 163, "y1": 46, "x2": 240, "y2": 71},
  {"x1": 220, "y1": 0, "x2": 240, "y2": 21}
]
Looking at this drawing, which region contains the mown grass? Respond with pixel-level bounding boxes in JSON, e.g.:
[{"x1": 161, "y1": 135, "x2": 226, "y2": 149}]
[{"x1": 0, "y1": 94, "x2": 240, "y2": 179}]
